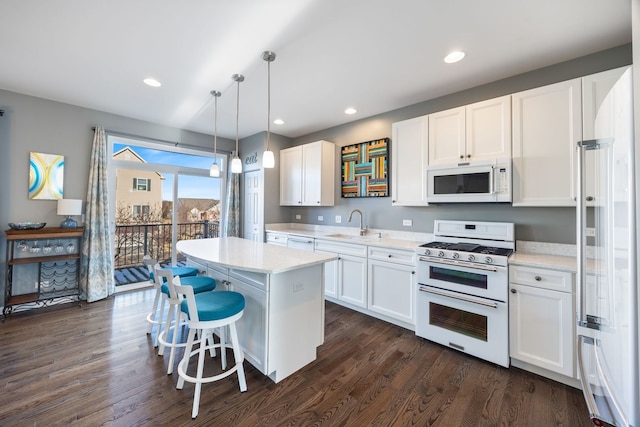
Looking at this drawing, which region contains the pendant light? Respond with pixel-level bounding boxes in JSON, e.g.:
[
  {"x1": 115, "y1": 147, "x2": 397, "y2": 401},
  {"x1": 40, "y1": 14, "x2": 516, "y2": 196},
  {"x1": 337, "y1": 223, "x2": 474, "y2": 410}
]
[
  {"x1": 262, "y1": 51, "x2": 276, "y2": 168},
  {"x1": 230, "y1": 73, "x2": 244, "y2": 174},
  {"x1": 209, "y1": 90, "x2": 221, "y2": 177}
]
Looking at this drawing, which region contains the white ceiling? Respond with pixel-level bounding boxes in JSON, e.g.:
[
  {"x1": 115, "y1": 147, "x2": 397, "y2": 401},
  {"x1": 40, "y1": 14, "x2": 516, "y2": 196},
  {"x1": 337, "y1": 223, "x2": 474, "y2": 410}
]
[{"x1": 0, "y1": 0, "x2": 632, "y2": 140}]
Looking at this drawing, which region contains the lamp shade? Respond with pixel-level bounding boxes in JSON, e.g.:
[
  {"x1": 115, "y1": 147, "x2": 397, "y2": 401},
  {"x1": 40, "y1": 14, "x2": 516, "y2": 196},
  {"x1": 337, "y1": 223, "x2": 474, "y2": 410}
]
[
  {"x1": 57, "y1": 199, "x2": 83, "y2": 216},
  {"x1": 263, "y1": 150, "x2": 275, "y2": 168}
]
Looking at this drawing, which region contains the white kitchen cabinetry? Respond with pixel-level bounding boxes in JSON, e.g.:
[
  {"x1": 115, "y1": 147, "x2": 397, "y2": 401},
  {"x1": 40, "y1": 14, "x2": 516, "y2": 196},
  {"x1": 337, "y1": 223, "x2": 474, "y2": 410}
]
[
  {"x1": 512, "y1": 78, "x2": 582, "y2": 206},
  {"x1": 315, "y1": 239, "x2": 367, "y2": 308},
  {"x1": 279, "y1": 140, "x2": 335, "y2": 206},
  {"x1": 367, "y1": 247, "x2": 416, "y2": 326},
  {"x1": 265, "y1": 232, "x2": 288, "y2": 247},
  {"x1": 509, "y1": 265, "x2": 574, "y2": 378},
  {"x1": 391, "y1": 115, "x2": 429, "y2": 206},
  {"x1": 228, "y1": 269, "x2": 268, "y2": 375},
  {"x1": 428, "y1": 95, "x2": 511, "y2": 166}
]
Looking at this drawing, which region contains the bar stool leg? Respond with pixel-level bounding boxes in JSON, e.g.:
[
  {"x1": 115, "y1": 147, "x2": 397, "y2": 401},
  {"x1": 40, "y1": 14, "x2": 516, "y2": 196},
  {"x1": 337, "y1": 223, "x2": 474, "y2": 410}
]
[
  {"x1": 146, "y1": 289, "x2": 161, "y2": 335},
  {"x1": 229, "y1": 323, "x2": 247, "y2": 392}
]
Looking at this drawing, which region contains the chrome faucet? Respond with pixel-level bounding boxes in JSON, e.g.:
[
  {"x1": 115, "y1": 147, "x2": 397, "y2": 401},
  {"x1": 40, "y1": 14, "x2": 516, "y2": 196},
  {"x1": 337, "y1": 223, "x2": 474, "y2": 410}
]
[{"x1": 348, "y1": 209, "x2": 367, "y2": 236}]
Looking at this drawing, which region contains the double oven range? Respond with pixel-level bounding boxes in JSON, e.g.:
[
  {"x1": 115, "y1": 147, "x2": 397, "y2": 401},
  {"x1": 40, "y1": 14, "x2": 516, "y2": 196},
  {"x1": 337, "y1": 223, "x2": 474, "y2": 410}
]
[{"x1": 415, "y1": 220, "x2": 514, "y2": 367}]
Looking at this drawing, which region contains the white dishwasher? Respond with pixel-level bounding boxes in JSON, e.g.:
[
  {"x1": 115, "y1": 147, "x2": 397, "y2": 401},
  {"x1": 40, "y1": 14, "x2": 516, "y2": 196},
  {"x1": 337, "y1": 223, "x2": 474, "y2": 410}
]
[{"x1": 287, "y1": 235, "x2": 315, "y2": 251}]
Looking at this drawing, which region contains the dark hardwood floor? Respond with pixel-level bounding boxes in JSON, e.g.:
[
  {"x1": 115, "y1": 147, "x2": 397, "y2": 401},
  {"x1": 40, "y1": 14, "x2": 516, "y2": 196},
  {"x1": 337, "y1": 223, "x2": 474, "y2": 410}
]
[{"x1": 0, "y1": 289, "x2": 591, "y2": 426}]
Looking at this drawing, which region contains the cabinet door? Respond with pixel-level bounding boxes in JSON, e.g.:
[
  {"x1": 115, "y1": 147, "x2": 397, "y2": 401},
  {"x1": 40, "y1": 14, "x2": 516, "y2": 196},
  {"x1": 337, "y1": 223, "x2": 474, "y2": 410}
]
[
  {"x1": 367, "y1": 259, "x2": 415, "y2": 324},
  {"x1": 509, "y1": 283, "x2": 574, "y2": 377},
  {"x1": 302, "y1": 141, "x2": 335, "y2": 206},
  {"x1": 512, "y1": 78, "x2": 582, "y2": 206},
  {"x1": 279, "y1": 146, "x2": 302, "y2": 205},
  {"x1": 466, "y1": 95, "x2": 511, "y2": 162},
  {"x1": 321, "y1": 255, "x2": 338, "y2": 298},
  {"x1": 428, "y1": 106, "x2": 465, "y2": 166},
  {"x1": 229, "y1": 277, "x2": 267, "y2": 375},
  {"x1": 337, "y1": 254, "x2": 367, "y2": 308},
  {"x1": 391, "y1": 115, "x2": 429, "y2": 206}
]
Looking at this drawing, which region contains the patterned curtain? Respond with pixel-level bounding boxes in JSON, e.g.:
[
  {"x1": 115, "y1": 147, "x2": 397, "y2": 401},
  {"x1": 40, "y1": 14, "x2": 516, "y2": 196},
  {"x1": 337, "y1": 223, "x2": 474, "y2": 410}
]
[
  {"x1": 222, "y1": 154, "x2": 241, "y2": 237},
  {"x1": 80, "y1": 126, "x2": 115, "y2": 302}
]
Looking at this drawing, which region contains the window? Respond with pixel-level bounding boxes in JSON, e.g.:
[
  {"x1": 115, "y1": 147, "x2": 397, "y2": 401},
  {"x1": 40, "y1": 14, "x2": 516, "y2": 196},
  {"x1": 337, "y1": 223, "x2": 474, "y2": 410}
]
[
  {"x1": 132, "y1": 205, "x2": 150, "y2": 217},
  {"x1": 133, "y1": 178, "x2": 151, "y2": 191}
]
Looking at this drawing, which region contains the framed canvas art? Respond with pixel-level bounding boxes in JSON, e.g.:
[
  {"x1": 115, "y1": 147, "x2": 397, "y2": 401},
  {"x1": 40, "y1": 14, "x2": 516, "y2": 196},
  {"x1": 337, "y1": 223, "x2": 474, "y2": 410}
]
[
  {"x1": 341, "y1": 138, "x2": 389, "y2": 198},
  {"x1": 29, "y1": 152, "x2": 64, "y2": 200}
]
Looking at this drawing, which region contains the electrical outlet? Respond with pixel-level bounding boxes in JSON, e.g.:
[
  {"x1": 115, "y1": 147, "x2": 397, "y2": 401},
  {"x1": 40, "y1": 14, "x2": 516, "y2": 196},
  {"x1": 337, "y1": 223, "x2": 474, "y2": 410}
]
[
  {"x1": 402, "y1": 219, "x2": 413, "y2": 226},
  {"x1": 295, "y1": 214, "x2": 301, "y2": 220},
  {"x1": 318, "y1": 216, "x2": 324, "y2": 221},
  {"x1": 586, "y1": 227, "x2": 596, "y2": 237},
  {"x1": 335, "y1": 215, "x2": 342, "y2": 223}
]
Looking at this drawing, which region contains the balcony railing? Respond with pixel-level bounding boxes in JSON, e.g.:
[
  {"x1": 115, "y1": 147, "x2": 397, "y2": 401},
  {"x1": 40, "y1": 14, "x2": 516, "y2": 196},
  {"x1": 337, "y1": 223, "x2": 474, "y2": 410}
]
[{"x1": 114, "y1": 220, "x2": 219, "y2": 285}]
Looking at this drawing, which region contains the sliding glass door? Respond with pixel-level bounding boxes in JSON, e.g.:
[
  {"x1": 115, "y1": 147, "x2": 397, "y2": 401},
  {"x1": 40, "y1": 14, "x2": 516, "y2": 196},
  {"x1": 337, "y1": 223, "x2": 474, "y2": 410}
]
[{"x1": 108, "y1": 135, "x2": 226, "y2": 287}]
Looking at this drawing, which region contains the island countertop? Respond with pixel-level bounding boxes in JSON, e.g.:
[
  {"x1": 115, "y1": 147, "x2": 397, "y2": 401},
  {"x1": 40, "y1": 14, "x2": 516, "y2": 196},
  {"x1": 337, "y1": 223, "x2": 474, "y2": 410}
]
[{"x1": 177, "y1": 236, "x2": 336, "y2": 274}]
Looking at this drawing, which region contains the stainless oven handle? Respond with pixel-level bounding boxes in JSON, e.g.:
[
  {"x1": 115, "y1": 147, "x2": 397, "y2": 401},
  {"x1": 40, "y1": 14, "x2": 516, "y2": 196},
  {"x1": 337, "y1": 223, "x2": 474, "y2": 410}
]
[
  {"x1": 418, "y1": 286, "x2": 498, "y2": 309},
  {"x1": 418, "y1": 257, "x2": 499, "y2": 272}
]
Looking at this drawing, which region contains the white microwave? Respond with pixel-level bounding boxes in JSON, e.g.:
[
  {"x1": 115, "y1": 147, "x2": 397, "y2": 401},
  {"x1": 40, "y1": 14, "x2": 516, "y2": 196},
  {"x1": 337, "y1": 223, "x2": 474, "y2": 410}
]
[{"x1": 426, "y1": 159, "x2": 512, "y2": 203}]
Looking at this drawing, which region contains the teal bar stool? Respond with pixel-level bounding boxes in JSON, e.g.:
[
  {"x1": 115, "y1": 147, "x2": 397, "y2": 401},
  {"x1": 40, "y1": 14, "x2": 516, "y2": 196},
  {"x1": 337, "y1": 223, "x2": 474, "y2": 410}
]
[
  {"x1": 154, "y1": 266, "x2": 216, "y2": 374},
  {"x1": 143, "y1": 255, "x2": 198, "y2": 347},
  {"x1": 173, "y1": 275, "x2": 247, "y2": 419}
]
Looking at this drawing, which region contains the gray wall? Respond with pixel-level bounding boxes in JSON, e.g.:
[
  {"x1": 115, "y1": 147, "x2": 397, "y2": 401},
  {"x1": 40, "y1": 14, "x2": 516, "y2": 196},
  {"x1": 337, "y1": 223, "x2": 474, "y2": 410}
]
[
  {"x1": 279, "y1": 44, "x2": 632, "y2": 243},
  {"x1": 0, "y1": 90, "x2": 236, "y2": 305}
]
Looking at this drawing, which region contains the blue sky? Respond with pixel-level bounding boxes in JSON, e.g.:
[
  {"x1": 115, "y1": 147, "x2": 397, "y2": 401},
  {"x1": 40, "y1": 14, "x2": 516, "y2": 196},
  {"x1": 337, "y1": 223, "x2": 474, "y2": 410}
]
[{"x1": 114, "y1": 143, "x2": 221, "y2": 201}]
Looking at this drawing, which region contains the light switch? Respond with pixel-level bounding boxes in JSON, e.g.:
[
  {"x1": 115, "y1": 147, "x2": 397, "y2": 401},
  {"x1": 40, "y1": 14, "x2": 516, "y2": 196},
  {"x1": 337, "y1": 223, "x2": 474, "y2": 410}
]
[
  {"x1": 403, "y1": 219, "x2": 413, "y2": 226},
  {"x1": 295, "y1": 214, "x2": 301, "y2": 220},
  {"x1": 335, "y1": 215, "x2": 342, "y2": 223},
  {"x1": 318, "y1": 216, "x2": 324, "y2": 221}
]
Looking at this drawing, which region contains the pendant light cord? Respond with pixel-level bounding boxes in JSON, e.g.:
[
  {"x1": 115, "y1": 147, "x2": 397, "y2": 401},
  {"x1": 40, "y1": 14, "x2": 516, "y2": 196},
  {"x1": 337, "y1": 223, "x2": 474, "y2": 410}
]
[
  {"x1": 235, "y1": 77, "x2": 240, "y2": 156},
  {"x1": 266, "y1": 58, "x2": 271, "y2": 151}
]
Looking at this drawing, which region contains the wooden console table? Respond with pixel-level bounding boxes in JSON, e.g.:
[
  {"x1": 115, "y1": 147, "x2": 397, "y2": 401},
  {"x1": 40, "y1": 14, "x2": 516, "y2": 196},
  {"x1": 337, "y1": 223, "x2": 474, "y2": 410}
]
[{"x1": 4, "y1": 227, "x2": 84, "y2": 318}]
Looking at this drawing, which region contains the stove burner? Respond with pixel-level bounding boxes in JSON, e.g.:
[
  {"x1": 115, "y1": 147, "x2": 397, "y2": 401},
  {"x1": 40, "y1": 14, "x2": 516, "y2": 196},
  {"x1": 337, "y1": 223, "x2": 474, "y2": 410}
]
[{"x1": 420, "y1": 241, "x2": 513, "y2": 257}]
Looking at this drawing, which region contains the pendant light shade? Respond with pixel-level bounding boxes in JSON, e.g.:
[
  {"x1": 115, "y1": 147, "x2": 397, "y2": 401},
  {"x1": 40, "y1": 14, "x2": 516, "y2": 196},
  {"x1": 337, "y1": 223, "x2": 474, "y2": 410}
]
[
  {"x1": 262, "y1": 51, "x2": 276, "y2": 169},
  {"x1": 231, "y1": 73, "x2": 244, "y2": 174},
  {"x1": 209, "y1": 90, "x2": 221, "y2": 177}
]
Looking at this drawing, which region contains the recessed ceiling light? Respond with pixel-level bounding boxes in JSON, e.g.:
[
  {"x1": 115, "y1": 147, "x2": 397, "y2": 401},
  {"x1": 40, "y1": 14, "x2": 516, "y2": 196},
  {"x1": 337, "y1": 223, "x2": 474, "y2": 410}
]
[
  {"x1": 143, "y1": 78, "x2": 162, "y2": 87},
  {"x1": 444, "y1": 51, "x2": 465, "y2": 64},
  {"x1": 274, "y1": 119, "x2": 284, "y2": 125},
  {"x1": 345, "y1": 107, "x2": 357, "y2": 115}
]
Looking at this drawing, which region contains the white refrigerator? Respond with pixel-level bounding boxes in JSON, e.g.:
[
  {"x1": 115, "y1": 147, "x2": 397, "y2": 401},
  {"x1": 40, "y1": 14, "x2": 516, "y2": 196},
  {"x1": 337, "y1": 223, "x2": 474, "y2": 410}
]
[{"x1": 576, "y1": 66, "x2": 639, "y2": 426}]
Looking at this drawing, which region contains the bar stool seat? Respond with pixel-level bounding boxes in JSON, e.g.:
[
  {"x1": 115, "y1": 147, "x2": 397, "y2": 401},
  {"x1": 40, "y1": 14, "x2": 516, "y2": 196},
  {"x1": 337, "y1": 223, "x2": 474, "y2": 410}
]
[
  {"x1": 174, "y1": 276, "x2": 247, "y2": 419},
  {"x1": 144, "y1": 255, "x2": 198, "y2": 347},
  {"x1": 161, "y1": 276, "x2": 215, "y2": 296}
]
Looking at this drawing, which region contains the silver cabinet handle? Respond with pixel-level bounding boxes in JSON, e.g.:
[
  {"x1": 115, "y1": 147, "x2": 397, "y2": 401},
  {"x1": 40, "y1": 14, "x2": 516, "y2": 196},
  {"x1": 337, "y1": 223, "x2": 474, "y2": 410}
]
[{"x1": 419, "y1": 286, "x2": 498, "y2": 308}]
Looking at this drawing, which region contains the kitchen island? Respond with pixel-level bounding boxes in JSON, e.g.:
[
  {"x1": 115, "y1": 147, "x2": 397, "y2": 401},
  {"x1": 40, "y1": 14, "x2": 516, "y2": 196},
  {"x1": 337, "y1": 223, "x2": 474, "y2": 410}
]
[{"x1": 176, "y1": 237, "x2": 336, "y2": 383}]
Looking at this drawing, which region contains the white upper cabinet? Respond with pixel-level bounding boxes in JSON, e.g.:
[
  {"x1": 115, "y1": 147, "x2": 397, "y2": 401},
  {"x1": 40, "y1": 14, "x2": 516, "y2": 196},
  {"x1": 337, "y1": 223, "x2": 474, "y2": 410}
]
[
  {"x1": 391, "y1": 115, "x2": 429, "y2": 206},
  {"x1": 512, "y1": 78, "x2": 582, "y2": 206},
  {"x1": 428, "y1": 95, "x2": 511, "y2": 166},
  {"x1": 280, "y1": 140, "x2": 335, "y2": 206}
]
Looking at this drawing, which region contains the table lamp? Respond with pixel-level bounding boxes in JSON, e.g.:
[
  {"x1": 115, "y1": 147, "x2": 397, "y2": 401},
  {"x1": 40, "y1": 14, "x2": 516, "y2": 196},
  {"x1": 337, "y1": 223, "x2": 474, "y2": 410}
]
[{"x1": 57, "y1": 199, "x2": 83, "y2": 228}]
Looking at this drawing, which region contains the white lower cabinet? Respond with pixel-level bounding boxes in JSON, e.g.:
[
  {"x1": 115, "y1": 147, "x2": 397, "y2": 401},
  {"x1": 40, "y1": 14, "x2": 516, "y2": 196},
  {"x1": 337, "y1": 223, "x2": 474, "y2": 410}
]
[
  {"x1": 509, "y1": 265, "x2": 575, "y2": 378},
  {"x1": 367, "y1": 258, "x2": 415, "y2": 326},
  {"x1": 337, "y1": 254, "x2": 367, "y2": 308},
  {"x1": 315, "y1": 239, "x2": 367, "y2": 308},
  {"x1": 227, "y1": 270, "x2": 268, "y2": 375}
]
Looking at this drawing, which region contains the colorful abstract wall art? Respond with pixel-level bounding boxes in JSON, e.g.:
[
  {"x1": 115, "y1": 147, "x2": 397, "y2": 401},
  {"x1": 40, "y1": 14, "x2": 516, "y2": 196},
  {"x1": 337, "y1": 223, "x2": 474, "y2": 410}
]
[
  {"x1": 29, "y1": 152, "x2": 64, "y2": 200},
  {"x1": 341, "y1": 138, "x2": 389, "y2": 198}
]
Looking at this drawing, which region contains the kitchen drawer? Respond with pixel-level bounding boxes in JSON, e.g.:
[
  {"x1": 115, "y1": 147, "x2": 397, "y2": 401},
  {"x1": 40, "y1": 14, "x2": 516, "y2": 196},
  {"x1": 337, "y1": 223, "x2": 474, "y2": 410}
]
[
  {"x1": 229, "y1": 269, "x2": 268, "y2": 291},
  {"x1": 314, "y1": 239, "x2": 367, "y2": 257},
  {"x1": 367, "y1": 246, "x2": 415, "y2": 266},
  {"x1": 509, "y1": 265, "x2": 573, "y2": 293},
  {"x1": 266, "y1": 232, "x2": 288, "y2": 246}
]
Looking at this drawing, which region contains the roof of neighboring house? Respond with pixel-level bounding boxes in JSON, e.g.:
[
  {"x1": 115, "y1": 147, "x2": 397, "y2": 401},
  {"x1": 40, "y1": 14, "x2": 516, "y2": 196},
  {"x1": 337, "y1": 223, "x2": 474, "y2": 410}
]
[
  {"x1": 113, "y1": 146, "x2": 164, "y2": 179},
  {"x1": 178, "y1": 198, "x2": 220, "y2": 212}
]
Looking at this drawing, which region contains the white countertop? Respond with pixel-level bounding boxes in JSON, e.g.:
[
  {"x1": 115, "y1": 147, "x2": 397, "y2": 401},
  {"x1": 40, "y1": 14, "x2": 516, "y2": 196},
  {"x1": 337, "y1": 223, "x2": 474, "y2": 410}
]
[
  {"x1": 266, "y1": 223, "x2": 430, "y2": 251},
  {"x1": 177, "y1": 237, "x2": 336, "y2": 274}
]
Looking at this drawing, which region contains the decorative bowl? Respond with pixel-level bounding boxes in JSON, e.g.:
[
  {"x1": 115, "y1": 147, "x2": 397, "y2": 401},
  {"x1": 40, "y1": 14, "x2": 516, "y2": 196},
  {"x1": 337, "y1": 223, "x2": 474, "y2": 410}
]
[{"x1": 8, "y1": 222, "x2": 47, "y2": 230}]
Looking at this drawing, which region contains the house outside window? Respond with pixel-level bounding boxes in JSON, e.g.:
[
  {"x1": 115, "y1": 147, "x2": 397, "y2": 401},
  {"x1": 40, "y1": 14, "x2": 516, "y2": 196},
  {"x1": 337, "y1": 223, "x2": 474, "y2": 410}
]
[{"x1": 134, "y1": 178, "x2": 151, "y2": 191}]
